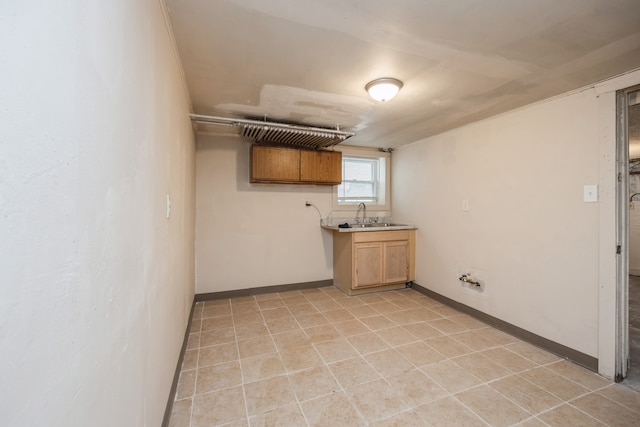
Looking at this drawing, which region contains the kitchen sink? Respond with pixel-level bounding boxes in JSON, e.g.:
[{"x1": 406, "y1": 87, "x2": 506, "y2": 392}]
[
  {"x1": 328, "y1": 222, "x2": 415, "y2": 232},
  {"x1": 350, "y1": 223, "x2": 408, "y2": 228}
]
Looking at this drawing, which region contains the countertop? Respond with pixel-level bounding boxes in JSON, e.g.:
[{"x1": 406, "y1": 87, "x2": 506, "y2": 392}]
[{"x1": 321, "y1": 224, "x2": 417, "y2": 233}]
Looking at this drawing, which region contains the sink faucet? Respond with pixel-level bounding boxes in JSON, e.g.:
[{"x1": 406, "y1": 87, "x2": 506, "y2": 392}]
[{"x1": 354, "y1": 202, "x2": 366, "y2": 224}]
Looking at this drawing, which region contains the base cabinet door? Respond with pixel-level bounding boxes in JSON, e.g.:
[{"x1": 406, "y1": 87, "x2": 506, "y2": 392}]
[
  {"x1": 353, "y1": 242, "x2": 383, "y2": 288},
  {"x1": 383, "y1": 241, "x2": 409, "y2": 284}
]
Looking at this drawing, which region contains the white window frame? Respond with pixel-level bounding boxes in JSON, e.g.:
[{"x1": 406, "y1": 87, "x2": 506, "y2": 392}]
[{"x1": 332, "y1": 146, "x2": 391, "y2": 213}]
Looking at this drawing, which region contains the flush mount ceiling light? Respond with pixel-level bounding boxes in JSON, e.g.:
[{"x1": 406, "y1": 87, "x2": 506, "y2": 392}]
[{"x1": 365, "y1": 77, "x2": 403, "y2": 102}]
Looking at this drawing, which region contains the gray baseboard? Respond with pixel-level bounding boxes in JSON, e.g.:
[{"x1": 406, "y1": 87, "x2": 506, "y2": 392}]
[
  {"x1": 194, "y1": 279, "x2": 333, "y2": 302},
  {"x1": 161, "y1": 299, "x2": 196, "y2": 427},
  {"x1": 411, "y1": 282, "x2": 598, "y2": 372}
]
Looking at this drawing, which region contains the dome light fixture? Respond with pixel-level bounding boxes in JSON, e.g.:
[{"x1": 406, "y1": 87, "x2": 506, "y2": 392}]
[{"x1": 365, "y1": 77, "x2": 403, "y2": 102}]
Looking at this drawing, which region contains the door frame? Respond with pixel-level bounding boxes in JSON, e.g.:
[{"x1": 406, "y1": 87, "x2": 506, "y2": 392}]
[
  {"x1": 615, "y1": 87, "x2": 629, "y2": 381},
  {"x1": 615, "y1": 84, "x2": 640, "y2": 381}
]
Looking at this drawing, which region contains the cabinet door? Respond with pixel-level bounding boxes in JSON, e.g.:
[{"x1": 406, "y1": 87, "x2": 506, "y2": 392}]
[
  {"x1": 300, "y1": 150, "x2": 342, "y2": 184},
  {"x1": 353, "y1": 242, "x2": 383, "y2": 288},
  {"x1": 251, "y1": 145, "x2": 300, "y2": 182},
  {"x1": 383, "y1": 241, "x2": 409, "y2": 284}
]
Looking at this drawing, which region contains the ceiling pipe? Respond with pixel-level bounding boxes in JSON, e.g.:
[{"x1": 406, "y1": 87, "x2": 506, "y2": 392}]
[{"x1": 189, "y1": 113, "x2": 355, "y2": 139}]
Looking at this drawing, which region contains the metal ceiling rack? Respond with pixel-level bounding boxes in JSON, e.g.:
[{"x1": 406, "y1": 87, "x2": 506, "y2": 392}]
[{"x1": 190, "y1": 113, "x2": 355, "y2": 149}]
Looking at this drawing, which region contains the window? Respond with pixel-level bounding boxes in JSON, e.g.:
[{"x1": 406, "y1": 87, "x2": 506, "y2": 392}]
[
  {"x1": 337, "y1": 157, "x2": 380, "y2": 204},
  {"x1": 333, "y1": 148, "x2": 390, "y2": 212}
]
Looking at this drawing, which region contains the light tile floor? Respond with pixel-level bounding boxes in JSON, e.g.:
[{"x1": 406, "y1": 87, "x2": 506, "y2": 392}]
[{"x1": 168, "y1": 287, "x2": 640, "y2": 426}]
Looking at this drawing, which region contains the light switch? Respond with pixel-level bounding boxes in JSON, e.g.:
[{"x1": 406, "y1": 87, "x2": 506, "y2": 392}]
[
  {"x1": 583, "y1": 185, "x2": 598, "y2": 203},
  {"x1": 462, "y1": 199, "x2": 470, "y2": 211}
]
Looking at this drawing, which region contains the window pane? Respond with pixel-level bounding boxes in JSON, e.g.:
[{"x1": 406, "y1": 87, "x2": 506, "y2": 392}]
[
  {"x1": 342, "y1": 182, "x2": 374, "y2": 198},
  {"x1": 344, "y1": 160, "x2": 373, "y2": 181}
]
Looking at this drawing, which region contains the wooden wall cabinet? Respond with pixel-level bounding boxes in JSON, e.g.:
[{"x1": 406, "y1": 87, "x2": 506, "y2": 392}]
[
  {"x1": 251, "y1": 145, "x2": 341, "y2": 185},
  {"x1": 333, "y1": 230, "x2": 415, "y2": 295},
  {"x1": 300, "y1": 150, "x2": 342, "y2": 184},
  {"x1": 250, "y1": 145, "x2": 300, "y2": 182}
]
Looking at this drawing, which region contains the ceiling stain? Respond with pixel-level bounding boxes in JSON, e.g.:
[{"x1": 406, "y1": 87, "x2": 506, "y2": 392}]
[{"x1": 167, "y1": 0, "x2": 640, "y2": 147}]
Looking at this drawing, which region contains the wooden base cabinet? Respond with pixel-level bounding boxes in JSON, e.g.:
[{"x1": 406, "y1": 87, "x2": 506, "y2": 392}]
[{"x1": 333, "y1": 230, "x2": 415, "y2": 295}]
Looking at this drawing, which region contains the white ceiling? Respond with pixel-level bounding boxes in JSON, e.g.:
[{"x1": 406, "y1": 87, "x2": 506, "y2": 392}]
[{"x1": 165, "y1": 0, "x2": 640, "y2": 148}]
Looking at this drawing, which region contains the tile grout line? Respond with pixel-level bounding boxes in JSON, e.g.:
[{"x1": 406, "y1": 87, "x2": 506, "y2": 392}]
[
  {"x1": 447, "y1": 394, "x2": 494, "y2": 426},
  {"x1": 233, "y1": 295, "x2": 260, "y2": 425},
  {"x1": 189, "y1": 302, "x2": 204, "y2": 427},
  {"x1": 272, "y1": 300, "x2": 311, "y2": 426},
  {"x1": 594, "y1": 383, "x2": 640, "y2": 414}
]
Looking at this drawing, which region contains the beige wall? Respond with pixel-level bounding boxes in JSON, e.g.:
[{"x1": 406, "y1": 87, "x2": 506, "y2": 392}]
[
  {"x1": 392, "y1": 71, "x2": 640, "y2": 377},
  {"x1": 195, "y1": 135, "x2": 334, "y2": 293},
  {"x1": 0, "y1": 1, "x2": 195, "y2": 425}
]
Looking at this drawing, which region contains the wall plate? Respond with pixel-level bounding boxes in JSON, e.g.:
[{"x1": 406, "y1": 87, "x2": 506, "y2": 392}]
[{"x1": 584, "y1": 185, "x2": 598, "y2": 203}]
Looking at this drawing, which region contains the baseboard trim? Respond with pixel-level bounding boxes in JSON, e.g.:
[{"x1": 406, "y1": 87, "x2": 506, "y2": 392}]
[
  {"x1": 411, "y1": 283, "x2": 599, "y2": 372},
  {"x1": 161, "y1": 299, "x2": 196, "y2": 427},
  {"x1": 194, "y1": 279, "x2": 333, "y2": 302}
]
